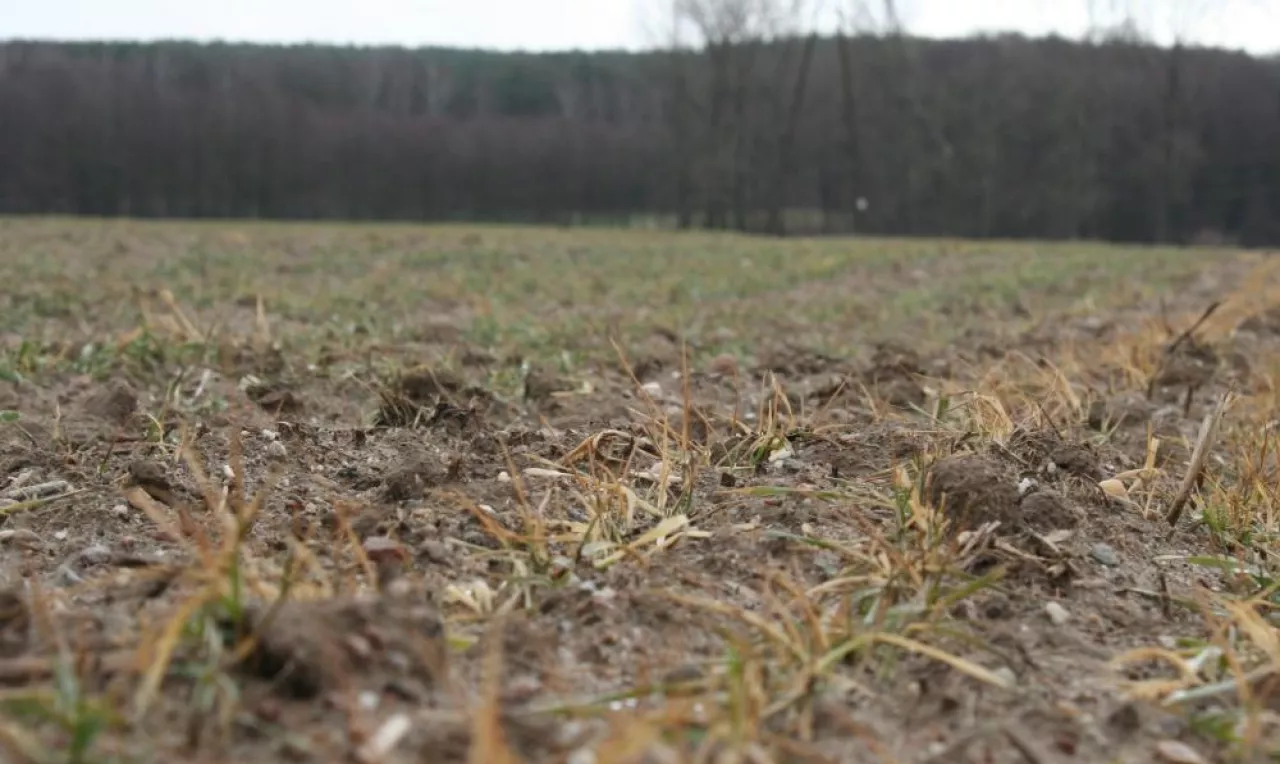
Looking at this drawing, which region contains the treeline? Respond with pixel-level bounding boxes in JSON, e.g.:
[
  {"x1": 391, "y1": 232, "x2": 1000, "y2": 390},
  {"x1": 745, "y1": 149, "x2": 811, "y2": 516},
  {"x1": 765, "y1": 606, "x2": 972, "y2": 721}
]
[{"x1": 0, "y1": 33, "x2": 1277, "y2": 244}]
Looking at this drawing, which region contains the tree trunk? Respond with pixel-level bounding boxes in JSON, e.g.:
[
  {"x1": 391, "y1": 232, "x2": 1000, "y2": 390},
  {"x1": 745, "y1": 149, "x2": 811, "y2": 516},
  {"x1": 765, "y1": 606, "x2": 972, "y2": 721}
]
[{"x1": 766, "y1": 33, "x2": 818, "y2": 236}]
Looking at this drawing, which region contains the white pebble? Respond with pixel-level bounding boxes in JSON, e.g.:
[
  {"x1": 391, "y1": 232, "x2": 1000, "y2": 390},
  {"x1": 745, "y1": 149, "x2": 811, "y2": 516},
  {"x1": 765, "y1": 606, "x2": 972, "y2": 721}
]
[
  {"x1": 1155, "y1": 740, "x2": 1208, "y2": 764},
  {"x1": 1045, "y1": 602, "x2": 1070, "y2": 626},
  {"x1": 79, "y1": 544, "x2": 113, "y2": 564}
]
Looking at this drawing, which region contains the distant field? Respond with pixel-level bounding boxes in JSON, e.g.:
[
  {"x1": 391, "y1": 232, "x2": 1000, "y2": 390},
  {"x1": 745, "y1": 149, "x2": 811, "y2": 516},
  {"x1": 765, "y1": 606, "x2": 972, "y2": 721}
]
[
  {"x1": 0, "y1": 218, "x2": 1237, "y2": 369},
  {"x1": 1, "y1": 218, "x2": 1279, "y2": 763}
]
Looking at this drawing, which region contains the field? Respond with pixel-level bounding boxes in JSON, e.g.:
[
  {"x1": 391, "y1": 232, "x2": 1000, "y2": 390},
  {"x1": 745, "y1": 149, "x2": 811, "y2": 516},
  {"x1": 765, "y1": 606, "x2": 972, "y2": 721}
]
[{"x1": 2, "y1": 217, "x2": 1280, "y2": 763}]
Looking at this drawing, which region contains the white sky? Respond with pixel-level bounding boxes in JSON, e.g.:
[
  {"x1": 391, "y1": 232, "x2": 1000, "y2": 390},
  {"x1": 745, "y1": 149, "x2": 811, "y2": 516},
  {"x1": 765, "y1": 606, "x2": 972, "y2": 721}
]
[{"x1": 2, "y1": 0, "x2": 1277, "y2": 55}]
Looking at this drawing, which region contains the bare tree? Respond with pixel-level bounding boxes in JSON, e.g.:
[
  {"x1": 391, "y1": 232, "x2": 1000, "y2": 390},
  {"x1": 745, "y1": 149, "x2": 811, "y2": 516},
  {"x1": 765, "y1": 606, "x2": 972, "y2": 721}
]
[
  {"x1": 664, "y1": 0, "x2": 822, "y2": 232},
  {"x1": 671, "y1": 0, "x2": 756, "y2": 229},
  {"x1": 835, "y1": 1, "x2": 934, "y2": 231},
  {"x1": 1093, "y1": 0, "x2": 1210, "y2": 242}
]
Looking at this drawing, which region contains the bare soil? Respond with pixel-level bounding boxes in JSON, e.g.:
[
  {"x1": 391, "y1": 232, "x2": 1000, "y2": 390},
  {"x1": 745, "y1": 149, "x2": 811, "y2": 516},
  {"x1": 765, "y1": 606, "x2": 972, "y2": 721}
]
[{"x1": 2, "y1": 219, "x2": 1279, "y2": 763}]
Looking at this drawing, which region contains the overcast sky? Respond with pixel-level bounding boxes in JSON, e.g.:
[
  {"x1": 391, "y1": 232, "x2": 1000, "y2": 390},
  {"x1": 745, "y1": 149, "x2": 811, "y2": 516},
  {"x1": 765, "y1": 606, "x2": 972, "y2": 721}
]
[{"x1": 4, "y1": 0, "x2": 1277, "y2": 55}]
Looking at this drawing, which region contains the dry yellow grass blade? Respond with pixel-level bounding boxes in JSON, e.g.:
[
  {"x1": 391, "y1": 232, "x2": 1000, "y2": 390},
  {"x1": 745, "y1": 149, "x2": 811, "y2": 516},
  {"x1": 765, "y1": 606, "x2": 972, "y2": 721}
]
[
  {"x1": 815, "y1": 630, "x2": 1014, "y2": 691},
  {"x1": 591, "y1": 715, "x2": 665, "y2": 764},
  {"x1": 869, "y1": 632, "x2": 1014, "y2": 689},
  {"x1": 628, "y1": 513, "x2": 689, "y2": 549},
  {"x1": 0, "y1": 718, "x2": 49, "y2": 764},
  {"x1": 468, "y1": 617, "x2": 523, "y2": 764},
  {"x1": 132, "y1": 592, "x2": 206, "y2": 719},
  {"x1": 560, "y1": 429, "x2": 642, "y2": 467},
  {"x1": 768, "y1": 573, "x2": 831, "y2": 656},
  {"x1": 1223, "y1": 599, "x2": 1280, "y2": 667},
  {"x1": 254, "y1": 294, "x2": 272, "y2": 347},
  {"x1": 1166, "y1": 391, "x2": 1235, "y2": 526},
  {"x1": 594, "y1": 515, "x2": 699, "y2": 568},
  {"x1": 157, "y1": 288, "x2": 205, "y2": 343},
  {"x1": 1098, "y1": 478, "x2": 1131, "y2": 501},
  {"x1": 1110, "y1": 645, "x2": 1201, "y2": 695}
]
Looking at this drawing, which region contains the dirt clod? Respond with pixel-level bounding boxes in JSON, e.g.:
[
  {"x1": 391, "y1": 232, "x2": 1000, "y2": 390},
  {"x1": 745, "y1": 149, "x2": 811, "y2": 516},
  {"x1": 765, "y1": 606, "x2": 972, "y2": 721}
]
[
  {"x1": 1152, "y1": 339, "x2": 1219, "y2": 391},
  {"x1": 127, "y1": 459, "x2": 185, "y2": 506},
  {"x1": 1019, "y1": 489, "x2": 1079, "y2": 530},
  {"x1": 0, "y1": 588, "x2": 30, "y2": 658},
  {"x1": 236, "y1": 594, "x2": 447, "y2": 699},
  {"x1": 1047, "y1": 442, "x2": 1100, "y2": 479},
  {"x1": 374, "y1": 367, "x2": 464, "y2": 426},
  {"x1": 706, "y1": 353, "x2": 739, "y2": 377},
  {"x1": 523, "y1": 365, "x2": 572, "y2": 404},
  {"x1": 381, "y1": 458, "x2": 449, "y2": 501},
  {"x1": 81, "y1": 379, "x2": 138, "y2": 423},
  {"x1": 863, "y1": 344, "x2": 927, "y2": 407},
  {"x1": 924, "y1": 454, "x2": 1021, "y2": 532},
  {"x1": 245, "y1": 380, "x2": 305, "y2": 414}
]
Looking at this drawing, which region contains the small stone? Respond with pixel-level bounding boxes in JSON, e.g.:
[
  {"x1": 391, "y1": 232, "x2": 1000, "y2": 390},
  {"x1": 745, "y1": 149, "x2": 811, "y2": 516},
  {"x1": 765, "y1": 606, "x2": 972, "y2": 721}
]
[
  {"x1": 993, "y1": 667, "x2": 1017, "y2": 687},
  {"x1": 567, "y1": 749, "x2": 597, "y2": 764},
  {"x1": 79, "y1": 544, "x2": 113, "y2": 565},
  {"x1": 1107, "y1": 703, "x2": 1141, "y2": 732},
  {"x1": 1045, "y1": 601, "x2": 1071, "y2": 625},
  {"x1": 505, "y1": 674, "x2": 542, "y2": 702},
  {"x1": 1155, "y1": 740, "x2": 1208, "y2": 764},
  {"x1": 261, "y1": 429, "x2": 279, "y2": 441},
  {"x1": 358, "y1": 690, "x2": 380, "y2": 711},
  {"x1": 555, "y1": 720, "x2": 589, "y2": 748},
  {"x1": 982, "y1": 594, "x2": 1011, "y2": 619},
  {"x1": 110, "y1": 504, "x2": 130, "y2": 519},
  {"x1": 266, "y1": 440, "x2": 288, "y2": 459},
  {"x1": 384, "y1": 578, "x2": 411, "y2": 598},
  {"x1": 1091, "y1": 543, "x2": 1120, "y2": 566},
  {"x1": 640, "y1": 381, "x2": 663, "y2": 397},
  {"x1": 363, "y1": 536, "x2": 407, "y2": 561},
  {"x1": 419, "y1": 540, "x2": 450, "y2": 564},
  {"x1": 0, "y1": 528, "x2": 44, "y2": 550},
  {"x1": 662, "y1": 664, "x2": 705, "y2": 685},
  {"x1": 279, "y1": 734, "x2": 314, "y2": 761}
]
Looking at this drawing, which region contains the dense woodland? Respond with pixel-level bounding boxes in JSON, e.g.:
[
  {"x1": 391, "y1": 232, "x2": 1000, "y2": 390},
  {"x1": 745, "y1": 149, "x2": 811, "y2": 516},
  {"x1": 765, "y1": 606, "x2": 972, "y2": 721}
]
[{"x1": 0, "y1": 24, "x2": 1278, "y2": 244}]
